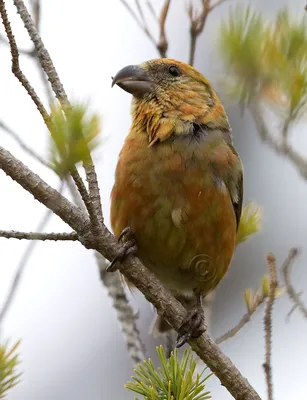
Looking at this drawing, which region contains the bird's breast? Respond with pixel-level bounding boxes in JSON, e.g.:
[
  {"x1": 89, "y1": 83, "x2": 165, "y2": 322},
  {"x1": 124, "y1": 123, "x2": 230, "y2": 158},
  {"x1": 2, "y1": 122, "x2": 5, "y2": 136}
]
[{"x1": 111, "y1": 132, "x2": 237, "y2": 296}]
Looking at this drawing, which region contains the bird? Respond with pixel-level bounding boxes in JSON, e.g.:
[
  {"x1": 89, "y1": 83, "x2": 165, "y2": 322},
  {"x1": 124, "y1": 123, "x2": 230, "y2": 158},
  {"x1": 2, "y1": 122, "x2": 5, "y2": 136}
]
[{"x1": 110, "y1": 58, "x2": 243, "y2": 347}]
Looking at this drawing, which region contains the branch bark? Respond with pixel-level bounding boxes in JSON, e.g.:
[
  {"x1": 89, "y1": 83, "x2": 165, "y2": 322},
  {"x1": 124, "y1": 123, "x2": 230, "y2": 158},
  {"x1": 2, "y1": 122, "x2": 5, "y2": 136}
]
[
  {"x1": 282, "y1": 248, "x2": 307, "y2": 319},
  {"x1": 0, "y1": 230, "x2": 78, "y2": 241},
  {"x1": 0, "y1": 0, "x2": 50, "y2": 126},
  {"x1": 13, "y1": 0, "x2": 68, "y2": 105},
  {"x1": 263, "y1": 254, "x2": 278, "y2": 400}
]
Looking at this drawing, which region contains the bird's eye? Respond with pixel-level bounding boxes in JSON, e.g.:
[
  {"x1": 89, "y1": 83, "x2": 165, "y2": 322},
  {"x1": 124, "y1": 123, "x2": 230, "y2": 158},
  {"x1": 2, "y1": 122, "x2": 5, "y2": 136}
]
[{"x1": 169, "y1": 66, "x2": 180, "y2": 77}]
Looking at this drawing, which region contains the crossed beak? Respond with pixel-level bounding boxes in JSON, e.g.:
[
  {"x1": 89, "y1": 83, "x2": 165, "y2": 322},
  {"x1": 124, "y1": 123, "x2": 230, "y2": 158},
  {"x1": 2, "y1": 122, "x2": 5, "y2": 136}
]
[{"x1": 111, "y1": 65, "x2": 153, "y2": 97}]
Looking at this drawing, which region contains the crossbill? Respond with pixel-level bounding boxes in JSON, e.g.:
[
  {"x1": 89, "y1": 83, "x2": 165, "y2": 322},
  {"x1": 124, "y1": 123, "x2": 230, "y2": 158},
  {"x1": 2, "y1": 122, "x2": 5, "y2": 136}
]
[{"x1": 110, "y1": 58, "x2": 243, "y2": 347}]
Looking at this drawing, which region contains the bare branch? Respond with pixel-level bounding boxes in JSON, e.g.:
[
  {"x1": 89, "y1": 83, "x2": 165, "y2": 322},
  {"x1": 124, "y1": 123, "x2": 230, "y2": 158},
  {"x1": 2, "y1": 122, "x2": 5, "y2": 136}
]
[
  {"x1": 84, "y1": 162, "x2": 103, "y2": 225},
  {"x1": 30, "y1": 0, "x2": 40, "y2": 31},
  {"x1": 69, "y1": 167, "x2": 102, "y2": 238},
  {"x1": 250, "y1": 100, "x2": 307, "y2": 180},
  {"x1": 0, "y1": 120, "x2": 53, "y2": 170},
  {"x1": 146, "y1": 0, "x2": 158, "y2": 21},
  {"x1": 187, "y1": 0, "x2": 210, "y2": 66},
  {"x1": 157, "y1": 0, "x2": 171, "y2": 57},
  {"x1": 119, "y1": 0, "x2": 170, "y2": 58},
  {"x1": 0, "y1": 0, "x2": 50, "y2": 127},
  {"x1": 0, "y1": 229, "x2": 78, "y2": 241},
  {"x1": 97, "y1": 253, "x2": 146, "y2": 364},
  {"x1": 216, "y1": 290, "x2": 266, "y2": 345},
  {"x1": 282, "y1": 248, "x2": 307, "y2": 319},
  {"x1": 263, "y1": 254, "x2": 278, "y2": 400},
  {"x1": 119, "y1": 0, "x2": 146, "y2": 32},
  {"x1": 13, "y1": 0, "x2": 68, "y2": 105},
  {"x1": 0, "y1": 33, "x2": 34, "y2": 56},
  {"x1": 0, "y1": 146, "x2": 91, "y2": 238}
]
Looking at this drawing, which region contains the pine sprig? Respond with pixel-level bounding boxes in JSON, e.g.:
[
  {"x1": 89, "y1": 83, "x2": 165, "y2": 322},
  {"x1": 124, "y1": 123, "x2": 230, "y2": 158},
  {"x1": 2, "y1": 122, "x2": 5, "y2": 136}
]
[
  {"x1": 219, "y1": 6, "x2": 307, "y2": 121},
  {"x1": 49, "y1": 102, "x2": 101, "y2": 177},
  {"x1": 237, "y1": 202, "x2": 262, "y2": 246},
  {"x1": 0, "y1": 340, "x2": 22, "y2": 398},
  {"x1": 125, "y1": 346, "x2": 212, "y2": 400}
]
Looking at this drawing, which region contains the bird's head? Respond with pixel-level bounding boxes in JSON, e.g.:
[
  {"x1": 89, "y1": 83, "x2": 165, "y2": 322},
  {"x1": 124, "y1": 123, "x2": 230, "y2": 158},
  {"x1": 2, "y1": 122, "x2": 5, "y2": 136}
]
[{"x1": 112, "y1": 58, "x2": 230, "y2": 146}]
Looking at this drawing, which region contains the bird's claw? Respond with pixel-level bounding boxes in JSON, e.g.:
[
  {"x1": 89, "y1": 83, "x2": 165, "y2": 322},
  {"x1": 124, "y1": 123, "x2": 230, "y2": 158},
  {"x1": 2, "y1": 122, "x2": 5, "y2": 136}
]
[
  {"x1": 107, "y1": 227, "x2": 137, "y2": 272},
  {"x1": 176, "y1": 299, "x2": 206, "y2": 348}
]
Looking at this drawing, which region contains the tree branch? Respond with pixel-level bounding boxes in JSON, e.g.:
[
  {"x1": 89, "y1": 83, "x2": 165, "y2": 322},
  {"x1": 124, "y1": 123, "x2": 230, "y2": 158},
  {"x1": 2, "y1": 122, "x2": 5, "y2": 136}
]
[
  {"x1": 263, "y1": 254, "x2": 278, "y2": 400},
  {"x1": 282, "y1": 248, "x2": 307, "y2": 319},
  {"x1": 250, "y1": 100, "x2": 307, "y2": 181},
  {"x1": 0, "y1": 229, "x2": 78, "y2": 241},
  {"x1": 0, "y1": 146, "x2": 91, "y2": 238},
  {"x1": 157, "y1": 0, "x2": 171, "y2": 58},
  {"x1": 0, "y1": 144, "x2": 261, "y2": 400},
  {"x1": 0, "y1": 0, "x2": 50, "y2": 127},
  {"x1": 187, "y1": 0, "x2": 210, "y2": 66},
  {"x1": 119, "y1": 0, "x2": 170, "y2": 58},
  {"x1": 216, "y1": 290, "x2": 266, "y2": 345},
  {"x1": 13, "y1": 0, "x2": 68, "y2": 105}
]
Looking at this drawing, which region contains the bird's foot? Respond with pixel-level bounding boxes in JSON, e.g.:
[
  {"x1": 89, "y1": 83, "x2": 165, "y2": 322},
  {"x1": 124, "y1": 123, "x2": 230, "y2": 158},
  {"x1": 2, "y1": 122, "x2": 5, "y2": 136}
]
[
  {"x1": 176, "y1": 296, "x2": 206, "y2": 348},
  {"x1": 107, "y1": 227, "x2": 137, "y2": 272}
]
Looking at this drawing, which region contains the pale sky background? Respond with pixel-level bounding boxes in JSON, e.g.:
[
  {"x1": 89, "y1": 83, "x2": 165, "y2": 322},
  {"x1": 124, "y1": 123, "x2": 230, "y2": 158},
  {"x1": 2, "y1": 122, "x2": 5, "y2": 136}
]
[{"x1": 0, "y1": 0, "x2": 307, "y2": 399}]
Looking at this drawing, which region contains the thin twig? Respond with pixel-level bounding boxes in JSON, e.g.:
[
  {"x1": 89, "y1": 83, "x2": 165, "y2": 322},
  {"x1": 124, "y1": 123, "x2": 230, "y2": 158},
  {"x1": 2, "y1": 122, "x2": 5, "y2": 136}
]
[
  {"x1": 282, "y1": 248, "x2": 307, "y2": 319},
  {"x1": 69, "y1": 167, "x2": 101, "y2": 237},
  {"x1": 187, "y1": 0, "x2": 232, "y2": 65},
  {"x1": 0, "y1": 0, "x2": 50, "y2": 127},
  {"x1": 119, "y1": 0, "x2": 147, "y2": 32},
  {"x1": 0, "y1": 120, "x2": 53, "y2": 170},
  {"x1": 0, "y1": 33, "x2": 34, "y2": 56},
  {"x1": 84, "y1": 162, "x2": 103, "y2": 225},
  {"x1": 263, "y1": 254, "x2": 278, "y2": 400},
  {"x1": 97, "y1": 253, "x2": 146, "y2": 364},
  {"x1": 13, "y1": 0, "x2": 68, "y2": 105},
  {"x1": 29, "y1": 0, "x2": 54, "y2": 105},
  {"x1": 187, "y1": 0, "x2": 210, "y2": 66},
  {"x1": 216, "y1": 291, "x2": 266, "y2": 345},
  {"x1": 146, "y1": 0, "x2": 158, "y2": 21},
  {"x1": 0, "y1": 146, "x2": 91, "y2": 237},
  {"x1": 0, "y1": 229, "x2": 78, "y2": 241},
  {"x1": 119, "y1": 0, "x2": 170, "y2": 58},
  {"x1": 0, "y1": 180, "x2": 65, "y2": 326},
  {"x1": 250, "y1": 100, "x2": 307, "y2": 180},
  {"x1": 30, "y1": 0, "x2": 40, "y2": 31},
  {"x1": 157, "y1": 0, "x2": 171, "y2": 57}
]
